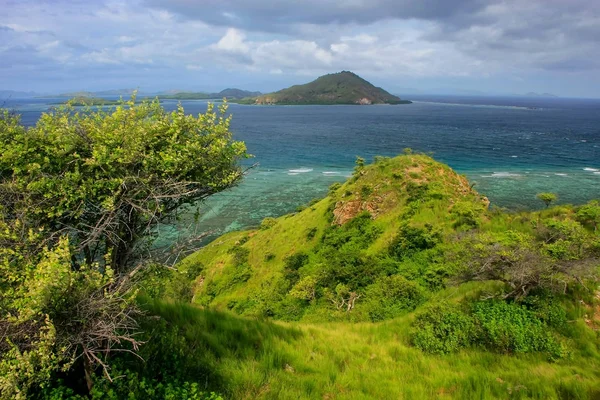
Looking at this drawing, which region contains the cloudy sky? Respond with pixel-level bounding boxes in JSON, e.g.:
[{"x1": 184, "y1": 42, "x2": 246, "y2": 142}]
[{"x1": 1, "y1": 0, "x2": 599, "y2": 97}]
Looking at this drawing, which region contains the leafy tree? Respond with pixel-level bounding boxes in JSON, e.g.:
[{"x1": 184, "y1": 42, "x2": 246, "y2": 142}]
[
  {"x1": 0, "y1": 98, "x2": 247, "y2": 397},
  {"x1": 536, "y1": 192, "x2": 557, "y2": 208}
]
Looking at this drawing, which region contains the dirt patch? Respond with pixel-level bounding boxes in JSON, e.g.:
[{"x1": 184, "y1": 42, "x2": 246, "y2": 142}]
[{"x1": 332, "y1": 195, "x2": 385, "y2": 225}]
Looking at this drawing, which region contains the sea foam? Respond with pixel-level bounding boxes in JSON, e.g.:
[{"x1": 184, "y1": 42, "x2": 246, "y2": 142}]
[{"x1": 288, "y1": 168, "x2": 313, "y2": 173}]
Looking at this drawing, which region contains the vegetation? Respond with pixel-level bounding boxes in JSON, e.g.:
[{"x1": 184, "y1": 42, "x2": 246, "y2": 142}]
[
  {"x1": 59, "y1": 96, "x2": 121, "y2": 106},
  {"x1": 159, "y1": 89, "x2": 261, "y2": 101},
  {"x1": 238, "y1": 71, "x2": 411, "y2": 105},
  {"x1": 537, "y1": 192, "x2": 558, "y2": 208},
  {"x1": 170, "y1": 153, "x2": 600, "y2": 398},
  {"x1": 0, "y1": 98, "x2": 247, "y2": 398},
  {"x1": 1, "y1": 96, "x2": 599, "y2": 398}
]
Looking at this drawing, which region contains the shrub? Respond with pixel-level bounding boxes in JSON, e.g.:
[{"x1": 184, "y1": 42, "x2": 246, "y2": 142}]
[
  {"x1": 411, "y1": 304, "x2": 475, "y2": 354},
  {"x1": 472, "y1": 300, "x2": 564, "y2": 357},
  {"x1": 264, "y1": 253, "x2": 276, "y2": 262},
  {"x1": 361, "y1": 185, "x2": 373, "y2": 197},
  {"x1": 260, "y1": 217, "x2": 277, "y2": 230},
  {"x1": 283, "y1": 252, "x2": 309, "y2": 284},
  {"x1": 389, "y1": 223, "x2": 442, "y2": 260},
  {"x1": 328, "y1": 182, "x2": 342, "y2": 196},
  {"x1": 363, "y1": 276, "x2": 425, "y2": 321},
  {"x1": 306, "y1": 227, "x2": 318, "y2": 240}
]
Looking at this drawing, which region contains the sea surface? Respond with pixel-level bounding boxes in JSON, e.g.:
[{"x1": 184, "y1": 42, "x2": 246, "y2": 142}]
[{"x1": 4, "y1": 95, "x2": 600, "y2": 244}]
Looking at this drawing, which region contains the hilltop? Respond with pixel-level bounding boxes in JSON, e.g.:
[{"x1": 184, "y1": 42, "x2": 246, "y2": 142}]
[
  {"x1": 240, "y1": 71, "x2": 411, "y2": 105},
  {"x1": 182, "y1": 153, "x2": 487, "y2": 320}
]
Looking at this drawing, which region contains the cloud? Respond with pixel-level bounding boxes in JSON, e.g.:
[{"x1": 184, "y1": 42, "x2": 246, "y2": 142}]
[
  {"x1": 0, "y1": 0, "x2": 598, "y2": 96},
  {"x1": 143, "y1": 0, "x2": 490, "y2": 31}
]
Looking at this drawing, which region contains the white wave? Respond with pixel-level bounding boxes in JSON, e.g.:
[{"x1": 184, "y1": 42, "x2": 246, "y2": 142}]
[
  {"x1": 288, "y1": 168, "x2": 313, "y2": 173},
  {"x1": 584, "y1": 167, "x2": 599, "y2": 172},
  {"x1": 287, "y1": 172, "x2": 299, "y2": 176},
  {"x1": 480, "y1": 172, "x2": 522, "y2": 178},
  {"x1": 510, "y1": 155, "x2": 518, "y2": 158},
  {"x1": 322, "y1": 171, "x2": 342, "y2": 176},
  {"x1": 554, "y1": 173, "x2": 568, "y2": 176}
]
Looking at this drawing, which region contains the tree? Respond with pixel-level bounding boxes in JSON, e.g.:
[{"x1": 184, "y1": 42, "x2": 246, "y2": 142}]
[
  {"x1": 0, "y1": 97, "x2": 247, "y2": 397},
  {"x1": 536, "y1": 192, "x2": 557, "y2": 208}
]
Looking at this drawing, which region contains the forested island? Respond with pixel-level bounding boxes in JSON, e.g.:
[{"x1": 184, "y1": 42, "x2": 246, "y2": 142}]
[
  {"x1": 236, "y1": 71, "x2": 412, "y2": 105},
  {"x1": 0, "y1": 99, "x2": 599, "y2": 399}
]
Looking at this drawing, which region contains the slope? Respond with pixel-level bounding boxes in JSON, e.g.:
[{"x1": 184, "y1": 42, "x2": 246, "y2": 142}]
[{"x1": 246, "y1": 71, "x2": 411, "y2": 105}]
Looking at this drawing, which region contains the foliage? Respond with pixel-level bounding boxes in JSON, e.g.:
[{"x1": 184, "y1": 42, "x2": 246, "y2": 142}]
[
  {"x1": 389, "y1": 222, "x2": 442, "y2": 260},
  {"x1": 472, "y1": 300, "x2": 566, "y2": 358},
  {"x1": 411, "y1": 303, "x2": 475, "y2": 354},
  {"x1": 0, "y1": 99, "x2": 246, "y2": 397},
  {"x1": 537, "y1": 192, "x2": 558, "y2": 208},
  {"x1": 260, "y1": 217, "x2": 277, "y2": 230},
  {"x1": 362, "y1": 275, "x2": 425, "y2": 321}
]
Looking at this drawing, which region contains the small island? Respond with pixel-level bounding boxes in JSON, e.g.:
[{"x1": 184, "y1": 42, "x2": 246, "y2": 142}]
[
  {"x1": 158, "y1": 88, "x2": 262, "y2": 100},
  {"x1": 236, "y1": 71, "x2": 411, "y2": 105},
  {"x1": 57, "y1": 96, "x2": 121, "y2": 106}
]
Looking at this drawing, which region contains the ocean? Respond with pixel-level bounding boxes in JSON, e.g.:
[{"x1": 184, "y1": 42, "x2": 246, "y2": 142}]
[{"x1": 4, "y1": 95, "x2": 600, "y2": 243}]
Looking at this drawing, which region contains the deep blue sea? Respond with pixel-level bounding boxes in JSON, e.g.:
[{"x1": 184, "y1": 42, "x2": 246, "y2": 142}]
[{"x1": 4, "y1": 95, "x2": 600, "y2": 243}]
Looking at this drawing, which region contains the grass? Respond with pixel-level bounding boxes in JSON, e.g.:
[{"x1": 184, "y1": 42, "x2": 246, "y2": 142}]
[
  {"x1": 141, "y1": 295, "x2": 600, "y2": 400},
  {"x1": 166, "y1": 153, "x2": 600, "y2": 399}
]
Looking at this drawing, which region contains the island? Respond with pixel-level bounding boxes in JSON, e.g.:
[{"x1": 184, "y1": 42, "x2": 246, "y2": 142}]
[
  {"x1": 158, "y1": 88, "x2": 262, "y2": 100},
  {"x1": 235, "y1": 71, "x2": 411, "y2": 105},
  {"x1": 57, "y1": 96, "x2": 121, "y2": 106}
]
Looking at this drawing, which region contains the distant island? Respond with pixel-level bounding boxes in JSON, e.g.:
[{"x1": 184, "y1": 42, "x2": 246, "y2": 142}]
[
  {"x1": 236, "y1": 71, "x2": 411, "y2": 105},
  {"x1": 159, "y1": 88, "x2": 262, "y2": 100},
  {"x1": 57, "y1": 96, "x2": 121, "y2": 106},
  {"x1": 524, "y1": 92, "x2": 558, "y2": 98}
]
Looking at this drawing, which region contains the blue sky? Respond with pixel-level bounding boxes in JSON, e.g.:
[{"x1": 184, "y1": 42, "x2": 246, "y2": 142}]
[{"x1": 1, "y1": 0, "x2": 599, "y2": 97}]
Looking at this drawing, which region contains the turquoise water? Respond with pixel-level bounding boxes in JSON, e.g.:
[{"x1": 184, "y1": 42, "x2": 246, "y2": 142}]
[{"x1": 5, "y1": 95, "x2": 600, "y2": 243}]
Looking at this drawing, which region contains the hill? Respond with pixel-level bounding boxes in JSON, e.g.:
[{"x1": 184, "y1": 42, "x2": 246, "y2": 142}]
[
  {"x1": 242, "y1": 71, "x2": 411, "y2": 105},
  {"x1": 158, "y1": 153, "x2": 600, "y2": 398}
]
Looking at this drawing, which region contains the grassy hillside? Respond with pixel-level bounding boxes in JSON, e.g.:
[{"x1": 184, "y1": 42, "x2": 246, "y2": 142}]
[
  {"x1": 241, "y1": 71, "x2": 411, "y2": 105},
  {"x1": 127, "y1": 292, "x2": 599, "y2": 399},
  {"x1": 182, "y1": 153, "x2": 487, "y2": 319},
  {"x1": 140, "y1": 153, "x2": 600, "y2": 399}
]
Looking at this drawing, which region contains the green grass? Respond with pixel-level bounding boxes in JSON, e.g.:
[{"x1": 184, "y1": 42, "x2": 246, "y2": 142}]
[
  {"x1": 140, "y1": 295, "x2": 600, "y2": 400},
  {"x1": 165, "y1": 153, "x2": 600, "y2": 399}
]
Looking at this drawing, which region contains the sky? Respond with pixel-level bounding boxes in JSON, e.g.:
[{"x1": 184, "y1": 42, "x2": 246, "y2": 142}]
[{"x1": 1, "y1": 0, "x2": 599, "y2": 97}]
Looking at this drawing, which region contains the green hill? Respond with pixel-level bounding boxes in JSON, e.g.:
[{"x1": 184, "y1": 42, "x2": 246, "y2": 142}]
[
  {"x1": 153, "y1": 153, "x2": 600, "y2": 398},
  {"x1": 242, "y1": 71, "x2": 411, "y2": 105}
]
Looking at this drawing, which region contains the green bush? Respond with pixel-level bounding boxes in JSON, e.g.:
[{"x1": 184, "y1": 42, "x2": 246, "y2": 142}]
[
  {"x1": 411, "y1": 304, "x2": 475, "y2": 354},
  {"x1": 260, "y1": 217, "x2": 277, "y2": 230},
  {"x1": 363, "y1": 276, "x2": 425, "y2": 321},
  {"x1": 389, "y1": 223, "x2": 442, "y2": 260},
  {"x1": 472, "y1": 300, "x2": 564, "y2": 357}
]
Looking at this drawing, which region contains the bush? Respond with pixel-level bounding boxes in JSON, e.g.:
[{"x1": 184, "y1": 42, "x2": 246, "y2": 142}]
[
  {"x1": 411, "y1": 304, "x2": 475, "y2": 354},
  {"x1": 389, "y1": 223, "x2": 442, "y2": 260},
  {"x1": 306, "y1": 227, "x2": 318, "y2": 240},
  {"x1": 363, "y1": 276, "x2": 425, "y2": 321},
  {"x1": 472, "y1": 300, "x2": 564, "y2": 357},
  {"x1": 260, "y1": 217, "x2": 277, "y2": 230}
]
